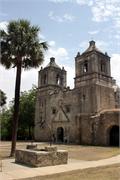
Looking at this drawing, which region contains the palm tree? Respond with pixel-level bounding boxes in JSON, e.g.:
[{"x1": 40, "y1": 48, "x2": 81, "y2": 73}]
[{"x1": 0, "y1": 19, "x2": 48, "y2": 156}]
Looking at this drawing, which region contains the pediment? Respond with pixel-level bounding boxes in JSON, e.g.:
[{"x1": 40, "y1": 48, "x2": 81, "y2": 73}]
[{"x1": 53, "y1": 108, "x2": 69, "y2": 122}]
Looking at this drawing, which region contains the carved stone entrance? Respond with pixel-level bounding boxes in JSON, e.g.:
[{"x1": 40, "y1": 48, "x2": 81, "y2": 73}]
[
  {"x1": 109, "y1": 125, "x2": 119, "y2": 146},
  {"x1": 57, "y1": 127, "x2": 64, "y2": 142}
]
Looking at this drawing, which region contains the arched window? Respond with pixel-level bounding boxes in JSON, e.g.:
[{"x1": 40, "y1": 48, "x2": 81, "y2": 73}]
[
  {"x1": 83, "y1": 94, "x2": 86, "y2": 100},
  {"x1": 56, "y1": 74, "x2": 61, "y2": 85},
  {"x1": 43, "y1": 74, "x2": 47, "y2": 84},
  {"x1": 101, "y1": 62, "x2": 106, "y2": 72},
  {"x1": 52, "y1": 107, "x2": 56, "y2": 114},
  {"x1": 83, "y1": 61, "x2": 88, "y2": 73}
]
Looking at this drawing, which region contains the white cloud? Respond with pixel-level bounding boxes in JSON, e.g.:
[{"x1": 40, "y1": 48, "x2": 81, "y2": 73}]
[
  {"x1": 0, "y1": 21, "x2": 8, "y2": 32},
  {"x1": 48, "y1": 11, "x2": 76, "y2": 22},
  {"x1": 95, "y1": 40, "x2": 108, "y2": 52},
  {"x1": 49, "y1": 0, "x2": 120, "y2": 34},
  {"x1": 44, "y1": 42, "x2": 69, "y2": 66},
  {"x1": 114, "y1": 34, "x2": 120, "y2": 40},
  {"x1": 89, "y1": 1, "x2": 120, "y2": 31},
  {"x1": 111, "y1": 54, "x2": 120, "y2": 86},
  {"x1": 0, "y1": 65, "x2": 39, "y2": 104},
  {"x1": 75, "y1": 0, "x2": 120, "y2": 28},
  {"x1": 0, "y1": 66, "x2": 15, "y2": 104},
  {"x1": 48, "y1": 40, "x2": 56, "y2": 47},
  {"x1": 91, "y1": 2, "x2": 113, "y2": 22}
]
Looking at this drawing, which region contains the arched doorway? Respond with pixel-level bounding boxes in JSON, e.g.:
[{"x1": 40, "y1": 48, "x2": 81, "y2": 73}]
[
  {"x1": 109, "y1": 125, "x2": 119, "y2": 146},
  {"x1": 57, "y1": 127, "x2": 64, "y2": 142}
]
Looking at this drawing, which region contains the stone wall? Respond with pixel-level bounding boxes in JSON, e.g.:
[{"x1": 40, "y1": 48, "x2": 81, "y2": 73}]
[
  {"x1": 15, "y1": 147, "x2": 68, "y2": 167},
  {"x1": 80, "y1": 110, "x2": 120, "y2": 146}
]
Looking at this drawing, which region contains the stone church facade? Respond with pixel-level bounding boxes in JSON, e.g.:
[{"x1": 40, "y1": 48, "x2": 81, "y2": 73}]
[{"x1": 35, "y1": 41, "x2": 120, "y2": 146}]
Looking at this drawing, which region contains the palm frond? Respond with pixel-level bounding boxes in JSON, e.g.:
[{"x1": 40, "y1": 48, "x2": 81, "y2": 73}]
[
  {"x1": 0, "y1": 19, "x2": 48, "y2": 70},
  {"x1": 40, "y1": 41, "x2": 49, "y2": 50}
]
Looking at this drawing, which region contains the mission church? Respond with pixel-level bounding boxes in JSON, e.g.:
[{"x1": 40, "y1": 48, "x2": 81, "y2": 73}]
[{"x1": 35, "y1": 40, "x2": 120, "y2": 146}]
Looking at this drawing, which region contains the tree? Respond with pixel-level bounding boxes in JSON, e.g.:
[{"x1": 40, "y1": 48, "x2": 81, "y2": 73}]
[
  {"x1": 0, "y1": 87, "x2": 36, "y2": 141},
  {"x1": 0, "y1": 19, "x2": 48, "y2": 156},
  {"x1": 0, "y1": 89, "x2": 7, "y2": 107},
  {"x1": 1, "y1": 108, "x2": 12, "y2": 140},
  {"x1": 18, "y1": 86, "x2": 37, "y2": 140}
]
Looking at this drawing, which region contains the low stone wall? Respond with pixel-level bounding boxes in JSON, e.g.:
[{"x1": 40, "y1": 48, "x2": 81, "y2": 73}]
[{"x1": 15, "y1": 146, "x2": 68, "y2": 167}]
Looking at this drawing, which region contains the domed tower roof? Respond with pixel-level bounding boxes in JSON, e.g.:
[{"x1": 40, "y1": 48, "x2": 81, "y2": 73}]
[
  {"x1": 38, "y1": 57, "x2": 66, "y2": 88},
  {"x1": 45, "y1": 57, "x2": 61, "y2": 69},
  {"x1": 82, "y1": 40, "x2": 103, "y2": 55}
]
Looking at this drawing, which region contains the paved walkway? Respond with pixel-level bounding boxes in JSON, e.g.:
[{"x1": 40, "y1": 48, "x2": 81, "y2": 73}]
[{"x1": 0, "y1": 155, "x2": 120, "y2": 180}]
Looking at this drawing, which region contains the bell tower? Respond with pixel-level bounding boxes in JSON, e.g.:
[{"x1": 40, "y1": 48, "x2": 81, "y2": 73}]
[
  {"x1": 35, "y1": 57, "x2": 67, "y2": 141},
  {"x1": 75, "y1": 41, "x2": 115, "y2": 114},
  {"x1": 38, "y1": 57, "x2": 66, "y2": 88}
]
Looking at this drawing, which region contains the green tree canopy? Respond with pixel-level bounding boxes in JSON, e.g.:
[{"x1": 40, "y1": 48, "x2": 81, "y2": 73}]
[
  {"x1": 18, "y1": 86, "x2": 37, "y2": 140},
  {"x1": 1, "y1": 87, "x2": 37, "y2": 141}
]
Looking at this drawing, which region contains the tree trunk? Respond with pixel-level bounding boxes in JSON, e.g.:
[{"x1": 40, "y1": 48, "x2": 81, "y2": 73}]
[
  {"x1": 10, "y1": 61, "x2": 22, "y2": 157},
  {"x1": 28, "y1": 126, "x2": 31, "y2": 140}
]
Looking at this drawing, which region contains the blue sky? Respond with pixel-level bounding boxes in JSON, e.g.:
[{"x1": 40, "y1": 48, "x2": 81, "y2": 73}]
[{"x1": 0, "y1": 0, "x2": 120, "y2": 104}]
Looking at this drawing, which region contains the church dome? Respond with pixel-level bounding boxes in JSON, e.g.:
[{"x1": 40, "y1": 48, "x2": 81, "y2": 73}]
[
  {"x1": 82, "y1": 40, "x2": 103, "y2": 55},
  {"x1": 45, "y1": 57, "x2": 61, "y2": 69}
]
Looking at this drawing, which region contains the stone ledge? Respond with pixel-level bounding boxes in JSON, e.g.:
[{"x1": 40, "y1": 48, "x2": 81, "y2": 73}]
[{"x1": 15, "y1": 147, "x2": 68, "y2": 167}]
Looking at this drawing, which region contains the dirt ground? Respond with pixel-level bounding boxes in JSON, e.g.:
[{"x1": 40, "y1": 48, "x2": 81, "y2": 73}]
[
  {"x1": 0, "y1": 141, "x2": 120, "y2": 180},
  {"x1": 0, "y1": 141, "x2": 120, "y2": 161},
  {"x1": 23, "y1": 164, "x2": 120, "y2": 180}
]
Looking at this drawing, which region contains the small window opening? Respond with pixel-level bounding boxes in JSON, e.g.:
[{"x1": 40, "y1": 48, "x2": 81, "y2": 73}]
[
  {"x1": 83, "y1": 94, "x2": 86, "y2": 100},
  {"x1": 56, "y1": 74, "x2": 61, "y2": 85},
  {"x1": 43, "y1": 74, "x2": 47, "y2": 84},
  {"x1": 52, "y1": 108, "x2": 56, "y2": 114},
  {"x1": 83, "y1": 62, "x2": 88, "y2": 73},
  {"x1": 101, "y1": 63, "x2": 106, "y2": 72},
  {"x1": 66, "y1": 105, "x2": 70, "y2": 113}
]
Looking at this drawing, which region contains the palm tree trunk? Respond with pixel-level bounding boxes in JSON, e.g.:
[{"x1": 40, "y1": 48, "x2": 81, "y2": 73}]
[
  {"x1": 28, "y1": 126, "x2": 31, "y2": 140},
  {"x1": 10, "y1": 60, "x2": 22, "y2": 157}
]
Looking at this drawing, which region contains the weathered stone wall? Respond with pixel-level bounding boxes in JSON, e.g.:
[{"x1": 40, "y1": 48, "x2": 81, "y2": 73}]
[
  {"x1": 115, "y1": 87, "x2": 120, "y2": 108},
  {"x1": 15, "y1": 148, "x2": 68, "y2": 167},
  {"x1": 79, "y1": 110, "x2": 120, "y2": 146},
  {"x1": 35, "y1": 41, "x2": 119, "y2": 146},
  {"x1": 95, "y1": 110, "x2": 120, "y2": 146}
]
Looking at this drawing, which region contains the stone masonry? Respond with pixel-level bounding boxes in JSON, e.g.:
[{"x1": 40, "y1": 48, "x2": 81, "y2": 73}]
[
  {"x1": 15, "y1": 146, "x2": 68, "y2": 167},
  {"x1": 35, "y1": 41, "x2": 120, "y2": 146}
]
